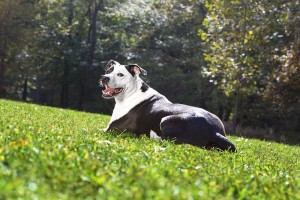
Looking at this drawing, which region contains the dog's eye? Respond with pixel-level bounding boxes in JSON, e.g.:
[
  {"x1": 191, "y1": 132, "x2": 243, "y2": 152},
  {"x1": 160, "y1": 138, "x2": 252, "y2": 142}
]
[{"x1": 117, "y1": 73, "x2": 124, "y2": 77}]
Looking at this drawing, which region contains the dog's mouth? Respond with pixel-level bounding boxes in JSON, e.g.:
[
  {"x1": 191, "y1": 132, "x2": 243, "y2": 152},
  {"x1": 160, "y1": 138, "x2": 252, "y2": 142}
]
[{"x1": 102, "y1": 85, "x2": 124, "y2": 98}]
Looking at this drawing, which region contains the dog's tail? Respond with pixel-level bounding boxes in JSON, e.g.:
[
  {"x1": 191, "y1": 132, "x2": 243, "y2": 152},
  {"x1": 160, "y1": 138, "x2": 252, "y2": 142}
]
[{"x1": 213, "y1": 133, "x2": 236, "y2": 152}]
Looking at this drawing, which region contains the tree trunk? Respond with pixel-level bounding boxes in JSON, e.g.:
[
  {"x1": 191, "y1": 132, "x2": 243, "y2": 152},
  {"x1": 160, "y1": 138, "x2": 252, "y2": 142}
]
[
  {"x1": 78, "y1": 0, "x2": 102, "y2": 110},
  {"x1": 0, "y1": 52, "x2": 6, "y2": 97},
  {"x1": 60, "y1": 0, "x2": 74, "y2": 108},
  {"x1": 60, "y1": 62, "x2": 70, "y2": 108},
  {"x1": 232, "y1": 92, "x2": 240, "y2": 135},
  {"x1": 0, "y1": 66, "x2": 5, "y2": 97},
  {"x1": 35, "y1": 81, "x2": 41, "y2": 104},
  {"x1": 22, "y1": 78, "x2": 28, "y2": 101}
]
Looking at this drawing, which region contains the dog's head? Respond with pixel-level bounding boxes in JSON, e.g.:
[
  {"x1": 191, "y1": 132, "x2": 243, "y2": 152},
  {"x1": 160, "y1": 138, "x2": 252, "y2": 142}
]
[{"x1": 100, "y1": 60, "x2": 147, "y2": 99}]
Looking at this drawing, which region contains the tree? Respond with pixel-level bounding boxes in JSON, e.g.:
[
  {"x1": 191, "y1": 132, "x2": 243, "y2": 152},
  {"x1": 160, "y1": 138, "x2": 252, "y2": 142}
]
[
  {"x1": 102, "y1": 0, "x2": 211, "y2": 108},
  {"x1": 200, "y1": 0, "x2": 300, "y2": 133},
  {"x1": 78, "y1": 0, "x2": 103, "y2": 110},
  {"x1": 33, "y1": 0, "x2": 91, "y2": 108},
  {"x1": 0, "y1": 0, "x2": 35, "y2": 97},
  {"x1": 263, "y1": 0, "x2": 300, "y2": 131}
]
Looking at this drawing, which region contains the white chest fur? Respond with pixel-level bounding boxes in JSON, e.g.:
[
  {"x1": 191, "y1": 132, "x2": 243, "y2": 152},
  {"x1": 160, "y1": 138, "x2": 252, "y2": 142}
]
[{"x1": 108, "y1": 87, "x2": 158, "y2": 125}]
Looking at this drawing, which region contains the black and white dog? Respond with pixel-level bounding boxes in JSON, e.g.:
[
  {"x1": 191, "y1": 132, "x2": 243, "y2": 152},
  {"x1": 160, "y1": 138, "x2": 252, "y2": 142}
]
[{"x1": 100, "y1": 60, "x2": 236, "y2": 152}]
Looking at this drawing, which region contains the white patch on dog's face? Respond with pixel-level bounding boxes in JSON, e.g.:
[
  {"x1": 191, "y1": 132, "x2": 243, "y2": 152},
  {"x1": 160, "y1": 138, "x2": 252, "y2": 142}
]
[{"x1": 102, "y1": 63, "x2": 139, "y2": 100}]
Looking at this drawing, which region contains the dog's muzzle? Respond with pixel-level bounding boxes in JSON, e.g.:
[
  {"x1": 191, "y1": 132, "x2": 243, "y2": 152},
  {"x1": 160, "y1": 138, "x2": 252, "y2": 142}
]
[{"x1": 100, "y1": 75, "x2": 123, "y2": 98}]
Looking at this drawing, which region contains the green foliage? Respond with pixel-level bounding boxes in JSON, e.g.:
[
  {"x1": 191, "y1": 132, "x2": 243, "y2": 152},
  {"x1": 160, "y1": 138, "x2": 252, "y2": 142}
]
[
  {"x1": 200, "y1": 0, "x2": 300, "y2": 132},
  {"x1": 201, "y1": 0, "x2": 259, "y2": 96},
  {"x1": 263, "y1": 0, "x2": 300, "y2": 110},
  {"x1": 106, "y1": 0, "x2": 211, "y2": 108},
  {"x1": 0, "y1": 0, "x2": 35, "y2": 97},
  {"x1": 13, "y1": 0, "x2": 212, "y2": 113},
  {"x1": 1, "y1": 99, "x2": 300, "y2": 199},
  {"x1": 201, "y1": 0, "x2": 299, "y2": 96}
]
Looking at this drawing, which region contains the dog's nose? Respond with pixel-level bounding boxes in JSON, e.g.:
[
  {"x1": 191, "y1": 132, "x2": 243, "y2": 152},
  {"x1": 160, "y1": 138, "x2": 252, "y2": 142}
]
[{"x1": 101, "y1": 75, "x2": 110, "y2": 83}]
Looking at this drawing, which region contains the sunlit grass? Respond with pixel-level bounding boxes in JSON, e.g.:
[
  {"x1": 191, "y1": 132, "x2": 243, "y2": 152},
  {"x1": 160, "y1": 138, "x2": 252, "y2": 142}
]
[{"x1": 1, "y1": 99, "x2": 299, "y2": 199}]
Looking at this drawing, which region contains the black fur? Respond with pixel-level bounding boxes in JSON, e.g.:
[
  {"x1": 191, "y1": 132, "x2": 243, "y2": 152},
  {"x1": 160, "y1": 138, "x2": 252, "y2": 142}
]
[
  {"x1": 106, "y1": 93, "x2": 236, "y2": 152},
  {"x1": 126, "y1": 64, "x2": 147, "y2": 76},
  {"x1": 141, "y1": 82, "x2": 149, "y2": 92},
  {"x1": 105, "y1": 60, "x2": 117, "y2": 71},
  {"x1": 105, "y1": 66, "x2": 114, "y2": 74}
]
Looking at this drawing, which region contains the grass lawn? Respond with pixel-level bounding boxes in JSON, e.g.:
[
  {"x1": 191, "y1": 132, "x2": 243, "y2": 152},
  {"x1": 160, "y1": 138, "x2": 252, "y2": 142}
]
[{"x1": 0, "y1": 99, "x2": 300, "y2": 200}]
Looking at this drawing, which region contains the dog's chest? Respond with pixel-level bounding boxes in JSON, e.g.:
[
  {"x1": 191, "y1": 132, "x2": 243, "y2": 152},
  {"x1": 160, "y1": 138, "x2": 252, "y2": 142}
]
[
  {"x1": 108, "y1": 102, "x2": 152, "y2": 135},
  {"x1": 108, "y1": 113, "x2": 141, "y2": 133},
  {"x1": 107, "y1": 96, "x2": 165, "y2": 135},
  {"x1": 110, "y1": 87, "x2": 157, "y2": 122}
]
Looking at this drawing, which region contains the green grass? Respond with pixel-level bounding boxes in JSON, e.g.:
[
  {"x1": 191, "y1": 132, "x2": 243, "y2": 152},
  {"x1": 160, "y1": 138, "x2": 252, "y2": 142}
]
[{"x1": 0, "y1": 99, "x2": 300, "y2": 200}]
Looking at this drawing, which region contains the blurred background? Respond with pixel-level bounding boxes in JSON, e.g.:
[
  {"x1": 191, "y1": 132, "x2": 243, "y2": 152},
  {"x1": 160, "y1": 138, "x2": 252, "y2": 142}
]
[{"x1": 0, "y1": 0, "x2": 299, "y2": 143}]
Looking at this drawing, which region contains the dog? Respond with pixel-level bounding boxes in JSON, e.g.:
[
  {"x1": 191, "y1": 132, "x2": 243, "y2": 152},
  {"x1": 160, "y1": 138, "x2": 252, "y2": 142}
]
[{"x1": 100, "y1": 60, "x2": 236, "y2": 152}]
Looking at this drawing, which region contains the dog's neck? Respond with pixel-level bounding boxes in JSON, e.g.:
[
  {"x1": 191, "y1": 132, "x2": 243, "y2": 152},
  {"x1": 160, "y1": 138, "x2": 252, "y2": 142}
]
[{"x1": 109, "y1": 78, "x2": 158, "y2": 124}]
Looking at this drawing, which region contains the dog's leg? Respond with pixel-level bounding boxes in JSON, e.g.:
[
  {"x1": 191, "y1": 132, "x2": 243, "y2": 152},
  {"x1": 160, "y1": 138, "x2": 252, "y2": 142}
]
[
  {"x1": 212, "y1": 133, "x2": 236, "y2": 152},
  {"x1": 160, "y1": 114, "x2": 209, "y2": 147},
  {"x1": 160, "y1": 114, "x2": 236, "y2": 152}
]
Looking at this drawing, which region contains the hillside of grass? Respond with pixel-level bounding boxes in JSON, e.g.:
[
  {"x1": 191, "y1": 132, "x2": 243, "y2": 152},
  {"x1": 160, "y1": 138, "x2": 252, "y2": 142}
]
[{"x1": 0, "y1": 99, "x2": 300, "y2": 200}]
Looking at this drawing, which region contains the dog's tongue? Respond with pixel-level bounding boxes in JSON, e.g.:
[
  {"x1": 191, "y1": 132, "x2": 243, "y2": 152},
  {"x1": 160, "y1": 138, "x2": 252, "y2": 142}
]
[
  {"x1": 102, "y1": 85, "x2": 123, "y2": 96},
  {"x1": 102, "y1": 85, "x2": 115, "y2": 96}
]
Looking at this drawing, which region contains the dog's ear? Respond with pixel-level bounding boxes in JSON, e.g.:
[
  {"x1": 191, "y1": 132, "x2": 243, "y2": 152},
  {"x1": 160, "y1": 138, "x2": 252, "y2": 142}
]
[
  {"x1": 126, "y1": 64, "x2": 147, "y2": 76},
  {"x1": 105, "y1": 60, "x2": 118, "y2": 72}
]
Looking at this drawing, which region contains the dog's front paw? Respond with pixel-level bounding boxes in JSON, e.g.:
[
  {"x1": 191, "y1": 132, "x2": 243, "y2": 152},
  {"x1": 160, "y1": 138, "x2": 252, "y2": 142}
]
[
  {"x1": 150, "y1": 130, "x2": 162, "y2": 141},
  {"x1": 102, "y1": 127, "x2": 109, "y2": 132}
]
